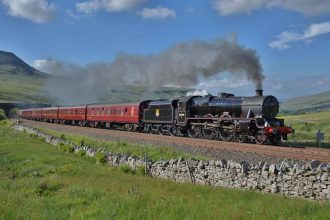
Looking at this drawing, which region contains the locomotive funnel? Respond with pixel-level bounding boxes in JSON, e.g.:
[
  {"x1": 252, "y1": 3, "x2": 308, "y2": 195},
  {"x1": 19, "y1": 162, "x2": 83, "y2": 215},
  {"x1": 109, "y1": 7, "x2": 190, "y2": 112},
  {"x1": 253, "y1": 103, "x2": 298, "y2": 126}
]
[{"x1": 255, "y1": 89, "x2": 263, "y2": 96}]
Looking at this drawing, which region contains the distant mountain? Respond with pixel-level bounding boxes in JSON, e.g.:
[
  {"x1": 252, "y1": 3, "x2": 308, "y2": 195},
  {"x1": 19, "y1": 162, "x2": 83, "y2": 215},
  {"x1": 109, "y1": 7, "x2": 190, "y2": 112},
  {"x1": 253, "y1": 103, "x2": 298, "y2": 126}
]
[
  {"x1": 280, "y1": 90, "x2": 330, "y2": 114},
  {"x1": 0, "y1": 50, "x2": 45, "y2": 75}
]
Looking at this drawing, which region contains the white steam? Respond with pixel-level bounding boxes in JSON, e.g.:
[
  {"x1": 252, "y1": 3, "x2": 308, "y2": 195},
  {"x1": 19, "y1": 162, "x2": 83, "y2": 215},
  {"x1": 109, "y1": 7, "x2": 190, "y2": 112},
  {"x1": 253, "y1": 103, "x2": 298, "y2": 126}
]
[
  {"x1": 186, "y1": 89, "x2": 210, "y2": 97},
  {"x1": 34, "y1": 36, "x2": 264, "y2": 105}
]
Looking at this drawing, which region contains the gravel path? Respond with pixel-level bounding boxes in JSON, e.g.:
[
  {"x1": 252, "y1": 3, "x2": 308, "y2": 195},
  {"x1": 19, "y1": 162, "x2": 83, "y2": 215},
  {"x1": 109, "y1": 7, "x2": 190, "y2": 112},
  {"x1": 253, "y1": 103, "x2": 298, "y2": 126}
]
[{"x1": 19, "y1": 119, "x2": 330, "y2": 164}]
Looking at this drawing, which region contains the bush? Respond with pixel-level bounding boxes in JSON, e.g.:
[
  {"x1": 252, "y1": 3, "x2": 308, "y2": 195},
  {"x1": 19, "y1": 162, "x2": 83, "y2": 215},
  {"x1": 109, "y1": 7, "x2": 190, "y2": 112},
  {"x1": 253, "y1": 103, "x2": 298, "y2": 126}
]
[
  {"x1": 137, "y1": 165, "x2": 146, "y2": 176},
  {"x1": 29, "y1": 133, "x2": 38, "y2": 138},
  {"x1": 76, "y1": 149, "x2": 86, "y2": 157},
  {"x1": 95, "y1": 152, "x2": 107, "y2": 164},
  {"x1": 0, "y1": 109, "x2": 7, "y2": 121},
  {"x1": 8, "y1": 108, "x2": 19, "y2": 118},
  {"x1": 118, "y1": 164, "x2": 134, "y2": 174},
  {"x1": 59, "y1": 144, "x2": 74, "y2": 153},
  {"x1": 60, "y1": 134, "x2": 66, "y2": 139},
  {"x1": 79, "y1": 139, "x2": 85, "y2": 146}
]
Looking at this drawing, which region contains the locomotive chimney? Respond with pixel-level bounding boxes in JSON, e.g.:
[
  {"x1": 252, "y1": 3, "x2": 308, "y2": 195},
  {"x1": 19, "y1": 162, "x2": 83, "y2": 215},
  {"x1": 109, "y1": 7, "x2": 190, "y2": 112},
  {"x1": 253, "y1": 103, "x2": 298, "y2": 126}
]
[{"x1": 255, "y1": 89, "x2": 263, "y2": 96}]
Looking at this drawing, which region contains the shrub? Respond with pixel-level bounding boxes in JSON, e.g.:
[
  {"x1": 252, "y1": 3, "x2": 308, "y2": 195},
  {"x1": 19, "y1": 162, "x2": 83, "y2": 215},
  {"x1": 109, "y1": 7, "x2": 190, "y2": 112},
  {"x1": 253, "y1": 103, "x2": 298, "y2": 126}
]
[
  {"x1": 8, "y1": 107, "x2": 19, "y2": 118},
  {"x1": 60, "y1": 134, "x2": 66, "y2": 139},
  {"x1": 0, "y1": 109, "x2": 7, "y2": 121},
  {"x1": 76, "y1": 149, "x2": 86, "y2": 157},
  {"x1": 29, "y1": 133, "x2": 38, "y2": 138},
  {"x1": 34, "y1": 180, "x2": 64, "y2": 196},
  {"x1": 137, "y1": 165, "x2": 146, "y2": 176},
  {"x1": 60, "y1": 144, "x2": 74, "y2": 153},
  {"x1": 79, "y1": 139, "x2": 85, "y2": 146},
  {"x1": 118, "y1": 164, "x2": 134, "y2": 174},
  {"x1": 95, "y1": 152, "x2": 107, "y2": 164}
]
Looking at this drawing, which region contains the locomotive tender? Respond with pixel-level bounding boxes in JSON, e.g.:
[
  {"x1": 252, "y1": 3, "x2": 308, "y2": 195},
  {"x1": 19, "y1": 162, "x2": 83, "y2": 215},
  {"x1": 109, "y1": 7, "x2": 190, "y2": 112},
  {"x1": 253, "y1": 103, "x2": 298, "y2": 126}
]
[{"x1": 20, "y1": 89, "x2": 292, "y2": 145}]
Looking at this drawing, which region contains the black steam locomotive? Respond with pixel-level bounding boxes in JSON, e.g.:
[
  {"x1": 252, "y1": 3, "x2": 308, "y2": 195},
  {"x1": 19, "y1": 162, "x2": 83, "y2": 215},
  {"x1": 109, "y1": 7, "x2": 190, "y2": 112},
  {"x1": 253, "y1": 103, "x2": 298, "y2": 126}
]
[{"x1": 143, "y1": 89, "x2": 291, "y2": 145}]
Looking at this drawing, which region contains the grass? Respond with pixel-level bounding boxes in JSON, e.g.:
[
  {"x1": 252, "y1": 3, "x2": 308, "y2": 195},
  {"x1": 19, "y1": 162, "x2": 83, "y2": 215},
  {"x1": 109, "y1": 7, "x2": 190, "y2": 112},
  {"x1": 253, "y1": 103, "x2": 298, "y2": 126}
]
[
  {"x1": 280, "y1": 111, "x2": 330, "y2": 148},
  {"x1": 36, "y1": 126, "x2": 204, "y2": 161},
  {"x1": 1, "y1": 125, "x2": 330, "y2": 219}
]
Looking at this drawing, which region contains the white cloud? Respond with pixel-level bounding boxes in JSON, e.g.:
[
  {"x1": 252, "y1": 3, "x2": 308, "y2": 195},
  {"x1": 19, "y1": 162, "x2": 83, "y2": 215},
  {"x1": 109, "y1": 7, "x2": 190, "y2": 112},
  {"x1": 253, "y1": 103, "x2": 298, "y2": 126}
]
[
  {"x1": 76, "y1": 0, "x2": 147, "y2": 14},
  {"x1": 270, "y1": 21, "x2": 330, "y2": 49},
  {"x1": 138, "y1": 6, "x2": 176, "y2": 19},
  {"x1": 212, "y1": 0, "x2": 330, "y2": 16},
  {"x1": 1, "y1": 0, "x2": 55, "y2": 23}
]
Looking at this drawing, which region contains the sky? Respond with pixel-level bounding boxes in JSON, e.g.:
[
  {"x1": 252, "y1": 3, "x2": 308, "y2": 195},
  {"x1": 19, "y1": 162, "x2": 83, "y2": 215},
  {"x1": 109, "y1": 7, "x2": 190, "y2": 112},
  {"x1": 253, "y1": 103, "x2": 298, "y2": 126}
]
[{"x1": 1, "y1": 0, "x2": 330, "y2": 100}]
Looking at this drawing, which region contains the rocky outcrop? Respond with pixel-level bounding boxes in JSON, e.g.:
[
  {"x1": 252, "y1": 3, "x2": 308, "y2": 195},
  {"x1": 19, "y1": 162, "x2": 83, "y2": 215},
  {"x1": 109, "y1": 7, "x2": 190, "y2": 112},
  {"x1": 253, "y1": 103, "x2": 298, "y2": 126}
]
[{"x1": 14, "y1": 124, "x2": 330, "y2": 202}]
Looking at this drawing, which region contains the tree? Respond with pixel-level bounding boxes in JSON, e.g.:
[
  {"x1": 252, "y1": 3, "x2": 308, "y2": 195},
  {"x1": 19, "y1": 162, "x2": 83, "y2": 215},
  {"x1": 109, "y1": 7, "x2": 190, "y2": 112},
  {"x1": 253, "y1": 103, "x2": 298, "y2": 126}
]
[
  {"x1": 9, "y1": 107, "x2": 19, "y2": 118},
  {"x1": 0, "y1": 109, "x2": 7, "y2": 121}
]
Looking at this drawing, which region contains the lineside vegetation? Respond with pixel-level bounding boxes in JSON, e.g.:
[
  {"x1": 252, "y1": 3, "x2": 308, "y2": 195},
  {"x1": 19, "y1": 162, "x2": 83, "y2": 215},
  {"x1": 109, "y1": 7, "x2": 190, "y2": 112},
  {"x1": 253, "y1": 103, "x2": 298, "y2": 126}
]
[{"x1": 1, "y1": 123, "x2": 330, "y2": 219}]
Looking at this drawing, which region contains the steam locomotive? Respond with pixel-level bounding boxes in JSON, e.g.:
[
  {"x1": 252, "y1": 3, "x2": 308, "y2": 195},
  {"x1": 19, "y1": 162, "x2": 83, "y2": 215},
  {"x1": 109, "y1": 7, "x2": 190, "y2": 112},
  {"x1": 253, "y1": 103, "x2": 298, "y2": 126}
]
[{"x1": 20, "y1": 89, "x2": 292, "y2": 145}]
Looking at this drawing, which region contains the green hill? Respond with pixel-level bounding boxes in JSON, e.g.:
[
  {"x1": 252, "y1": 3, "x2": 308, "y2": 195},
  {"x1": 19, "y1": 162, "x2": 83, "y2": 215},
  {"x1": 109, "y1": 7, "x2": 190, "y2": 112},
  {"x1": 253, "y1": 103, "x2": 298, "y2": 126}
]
[
  {"x1": 0, "y1": 50, "x2": 50, "y2": 103},
  {"x1": 280, "y1": 90, "x2": 330, "y2": 114},
  {"x1": 0, "y1": 50, "x2": 45, "y2": 76},
  {"x1": 0, "y1": 50, "x2": 189, "y2": 105}
]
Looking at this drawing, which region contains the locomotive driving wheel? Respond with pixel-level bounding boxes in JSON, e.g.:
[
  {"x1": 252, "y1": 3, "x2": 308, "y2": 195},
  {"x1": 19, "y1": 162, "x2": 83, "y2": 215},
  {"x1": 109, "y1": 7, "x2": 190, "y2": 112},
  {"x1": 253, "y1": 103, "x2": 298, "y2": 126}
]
[
  {"x1": 219, "y1": 128, "x2": 234, "y2": 141},
  {"x1": 188, "y1": 125, "x2": 201, "y2": 138},
  {"x1": 202, "y1": 128, "x2": 217, "y2": 140},
  {"x1": 237, "y1": 133, "x2": 246, "y2": 143},
  {"x1": 255, "y1": 131, "x2": 267, "y2": 144},
  {"x1": 169, "y1": 126, "x2": 177, "y2": 136},
  {"x1": 158, "y1": 126, "x2": 165, "y2": 135}
]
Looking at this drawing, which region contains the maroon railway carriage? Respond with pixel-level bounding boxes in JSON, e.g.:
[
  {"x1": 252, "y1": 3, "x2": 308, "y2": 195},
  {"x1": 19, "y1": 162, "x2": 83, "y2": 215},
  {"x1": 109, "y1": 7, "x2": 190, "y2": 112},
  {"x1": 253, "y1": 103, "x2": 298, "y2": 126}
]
[
  {"x1": 86, "y1": 101, "x2": 151, "y2": 129},
  {"x1": 20, "y1": 108, "x2": 43, "y2": 120},
  {"x1": 42, "y1": 107, "x2": 59, "y2": 122},
  {"x1": 20, "y1": 109, "x2": 33, "y2": 120},
  {"x1": 31, "y1": 108, "x2": 43, "y2": 120},
  {"x1": 58, "y1": 106, "x2": 87, "y2": 124}
]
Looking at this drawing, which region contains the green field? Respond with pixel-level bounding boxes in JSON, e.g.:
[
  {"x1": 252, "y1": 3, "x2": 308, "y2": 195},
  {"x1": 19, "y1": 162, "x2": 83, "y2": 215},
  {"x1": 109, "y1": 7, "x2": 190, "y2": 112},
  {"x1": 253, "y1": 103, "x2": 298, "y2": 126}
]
[
  {"x1": 1, "y1": 122, "x2": 330, "y2": 219},
  {"x1": 280, "y1": 111, "x2": 330, "y2": 148}
]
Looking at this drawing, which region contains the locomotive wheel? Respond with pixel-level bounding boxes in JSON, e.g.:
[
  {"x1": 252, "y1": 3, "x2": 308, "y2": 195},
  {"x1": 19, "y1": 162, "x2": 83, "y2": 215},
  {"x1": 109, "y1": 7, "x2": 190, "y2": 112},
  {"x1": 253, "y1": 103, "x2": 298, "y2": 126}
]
[
  {"x1": 237, "y1": 133, "x2": 246, "y2": 143},
  {"x1": 255, "y1": 131, "x2": 267, "y2": 144},
  {"x1": 270, "y1": 133, "x2": 281, "y2": 146},
  {"x1": 158, "y1": 126, "x2": 164, "y2": 135},
  {"x1": 219, "y1": 128, "x2": 233, "y2": 141},
  {"x1": 169, "y1": 126, "x2": 177, "y2": 136},
  {"x1": 188, "y1": 126, "x2": 201, "y2": 138},
  {"x1": 202, "y1": 128, "x2": 217, "y2": 140}
]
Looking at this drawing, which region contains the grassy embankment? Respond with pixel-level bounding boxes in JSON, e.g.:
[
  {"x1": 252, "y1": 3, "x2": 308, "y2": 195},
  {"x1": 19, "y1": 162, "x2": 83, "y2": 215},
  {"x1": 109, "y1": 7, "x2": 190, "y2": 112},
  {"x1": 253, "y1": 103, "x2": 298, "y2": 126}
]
[
  {"x1": 1, "y1": 121, "x2": 330, "y2": 219},
  {"x1": 280, "y1": 111, "x2": 330, "y2": 148},
  {"x1": 35, "y1": 126, "x2": 204, "y2": 161}
]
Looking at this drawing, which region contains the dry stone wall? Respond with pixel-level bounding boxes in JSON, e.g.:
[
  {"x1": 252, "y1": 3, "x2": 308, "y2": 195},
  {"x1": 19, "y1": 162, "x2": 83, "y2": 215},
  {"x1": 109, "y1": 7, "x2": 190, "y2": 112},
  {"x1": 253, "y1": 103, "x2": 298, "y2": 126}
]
[{"x1": 14, "y1": 124, "x2": 330, "y2": 202}]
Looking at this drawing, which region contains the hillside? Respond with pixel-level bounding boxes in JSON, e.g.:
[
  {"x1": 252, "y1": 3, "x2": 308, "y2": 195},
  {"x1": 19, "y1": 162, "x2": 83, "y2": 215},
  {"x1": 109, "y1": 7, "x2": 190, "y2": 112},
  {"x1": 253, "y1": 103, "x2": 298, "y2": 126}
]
[
  {"x1": 280, "y1": 90, "x2": 330, "y2": 114},
  {"x1": 0, "y1": 50, "x2": 45, "y2": 76},
  {"x1": 0, "y1": 50, "x2": 50, "y2": 103},
  {"x1": 0, "y1": 50, "x2": 189, "y2": 105}
]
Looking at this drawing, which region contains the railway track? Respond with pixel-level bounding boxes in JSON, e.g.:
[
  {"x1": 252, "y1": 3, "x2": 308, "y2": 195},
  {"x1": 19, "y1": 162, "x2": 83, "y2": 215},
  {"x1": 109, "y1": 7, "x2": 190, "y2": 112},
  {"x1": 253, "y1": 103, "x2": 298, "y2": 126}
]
[{"x1": 19, "y1": 119, "x2": 330, "y2": 163}]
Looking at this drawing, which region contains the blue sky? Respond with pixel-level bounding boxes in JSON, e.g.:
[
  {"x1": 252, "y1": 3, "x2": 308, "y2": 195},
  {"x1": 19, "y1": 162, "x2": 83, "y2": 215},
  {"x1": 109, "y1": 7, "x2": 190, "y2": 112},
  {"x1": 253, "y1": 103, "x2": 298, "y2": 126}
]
[{"x1": 1, "y1": 0, "x2": 330, "y2": 100}]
